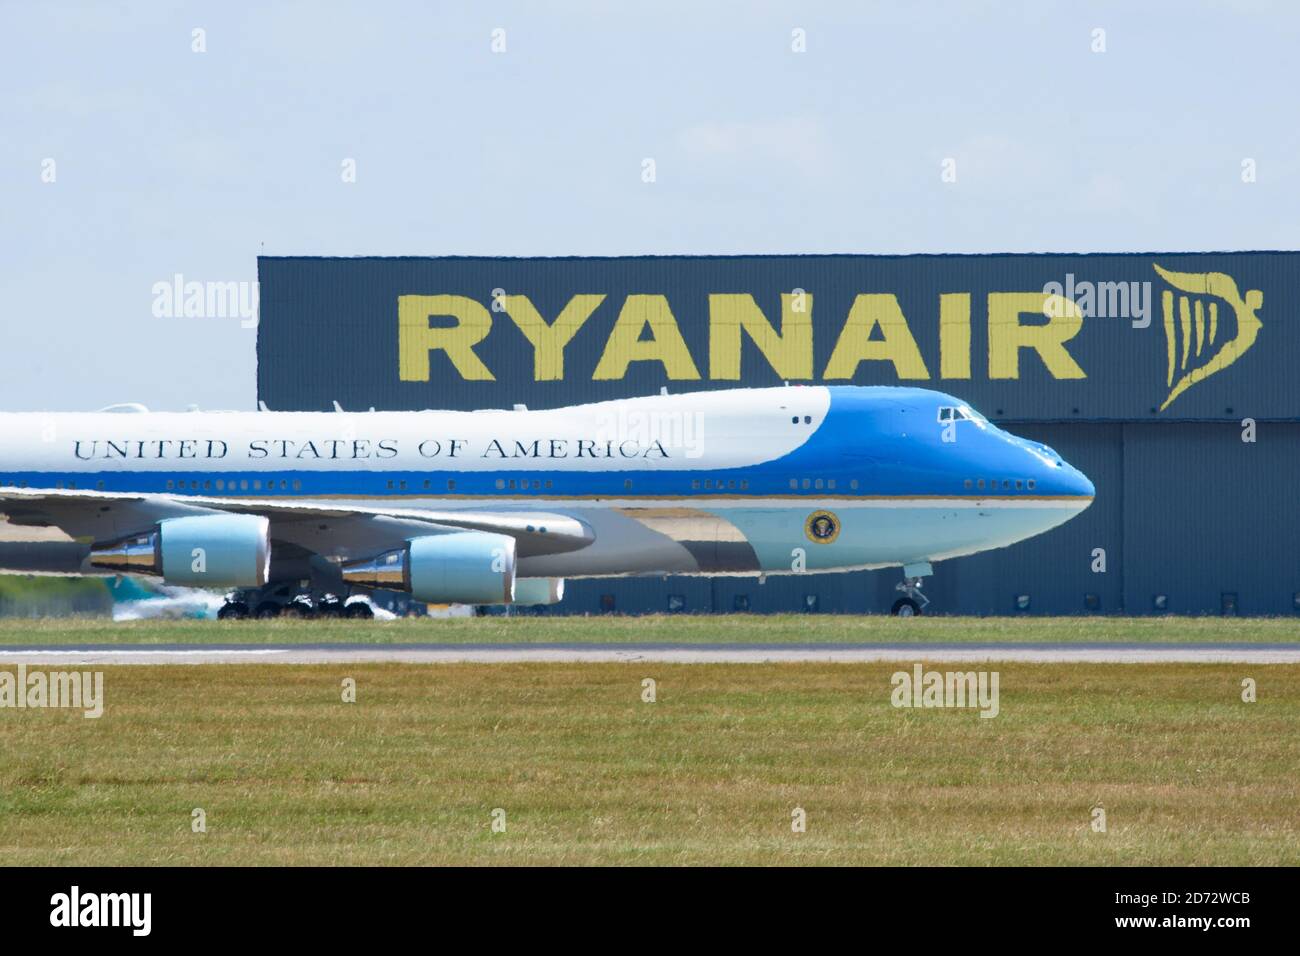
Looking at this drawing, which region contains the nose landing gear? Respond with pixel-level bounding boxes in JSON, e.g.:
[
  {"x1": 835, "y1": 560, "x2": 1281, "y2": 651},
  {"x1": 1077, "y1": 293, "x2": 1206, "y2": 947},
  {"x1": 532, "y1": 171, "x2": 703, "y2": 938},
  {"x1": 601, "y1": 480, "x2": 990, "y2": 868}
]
[{"x1": 890, "y1": 562, "x2": 932, "y2": 617}]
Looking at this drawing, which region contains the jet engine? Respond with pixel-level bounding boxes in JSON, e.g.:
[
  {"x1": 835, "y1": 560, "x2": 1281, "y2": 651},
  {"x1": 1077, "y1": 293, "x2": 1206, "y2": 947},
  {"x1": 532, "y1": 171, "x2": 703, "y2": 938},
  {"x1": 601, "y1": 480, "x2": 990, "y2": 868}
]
[
  {"x1": 89, "y1": 514, "x2": 271, "y2": 588},
  {"x1": 511, "y1": 578, "x2": 565, "y2": 606},
  {"x1": 341, "y1": 531, "x2": 516, "y2": 604}
]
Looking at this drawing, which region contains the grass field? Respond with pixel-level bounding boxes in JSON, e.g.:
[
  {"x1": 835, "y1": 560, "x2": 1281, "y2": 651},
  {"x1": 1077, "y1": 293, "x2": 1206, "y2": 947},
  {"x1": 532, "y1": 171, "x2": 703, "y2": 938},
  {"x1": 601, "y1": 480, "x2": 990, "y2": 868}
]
[
  {"x1": 0, "y1": 613, "x2": 1297, "y2": 645},
  {"x1": 1, "y1": 658, "x2": 1297, "y2": 865}
]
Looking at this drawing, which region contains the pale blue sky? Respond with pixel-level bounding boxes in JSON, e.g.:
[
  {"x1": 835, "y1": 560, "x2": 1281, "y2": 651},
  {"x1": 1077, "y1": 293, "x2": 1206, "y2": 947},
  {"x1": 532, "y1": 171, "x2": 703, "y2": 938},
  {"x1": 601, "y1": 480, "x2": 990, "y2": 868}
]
[{"x1": 3, "y1": 0, "x2": 1297, "y2": 410}]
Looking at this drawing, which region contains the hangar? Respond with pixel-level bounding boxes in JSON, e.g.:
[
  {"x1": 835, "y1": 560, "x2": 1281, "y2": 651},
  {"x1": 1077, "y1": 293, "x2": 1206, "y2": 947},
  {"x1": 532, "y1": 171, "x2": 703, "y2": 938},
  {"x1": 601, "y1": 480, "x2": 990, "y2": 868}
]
[{"x1": 257, "y1": 252, "x2": 1298, "y2": 615}]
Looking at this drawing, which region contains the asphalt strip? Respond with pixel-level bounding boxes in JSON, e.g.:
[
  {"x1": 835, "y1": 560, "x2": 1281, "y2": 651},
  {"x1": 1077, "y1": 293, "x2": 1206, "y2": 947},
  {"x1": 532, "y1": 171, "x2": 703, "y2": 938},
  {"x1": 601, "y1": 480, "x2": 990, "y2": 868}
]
[{"x1": 0, "y1": 643, "x2": 1298, "y2": 664}]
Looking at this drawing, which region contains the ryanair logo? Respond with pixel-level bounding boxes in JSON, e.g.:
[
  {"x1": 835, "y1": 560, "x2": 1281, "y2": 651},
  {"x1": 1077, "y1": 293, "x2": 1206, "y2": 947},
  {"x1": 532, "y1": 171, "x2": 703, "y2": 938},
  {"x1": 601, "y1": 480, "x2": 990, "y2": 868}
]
[
  {"x1": 392, "y1": 262, "x2": 1263, "y2": 412},
  {"x1": 1153, "y1": 264, "x2": 1262, "y2": 411}
]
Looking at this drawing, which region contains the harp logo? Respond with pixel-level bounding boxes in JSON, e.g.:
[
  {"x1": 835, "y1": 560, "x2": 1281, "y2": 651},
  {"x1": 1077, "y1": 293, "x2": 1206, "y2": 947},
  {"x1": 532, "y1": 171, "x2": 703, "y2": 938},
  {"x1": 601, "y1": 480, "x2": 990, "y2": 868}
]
[{"x1": 1154, "y1": 264, "x2": 1263, "y2": 411}]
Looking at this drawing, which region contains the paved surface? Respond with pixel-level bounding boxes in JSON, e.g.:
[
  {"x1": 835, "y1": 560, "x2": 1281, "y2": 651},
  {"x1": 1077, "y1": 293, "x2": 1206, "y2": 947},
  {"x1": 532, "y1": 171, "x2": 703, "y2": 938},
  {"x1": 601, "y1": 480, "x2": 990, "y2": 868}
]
[{"x1": 1, "y1": 642, "x2": 1299, "y2": 664}]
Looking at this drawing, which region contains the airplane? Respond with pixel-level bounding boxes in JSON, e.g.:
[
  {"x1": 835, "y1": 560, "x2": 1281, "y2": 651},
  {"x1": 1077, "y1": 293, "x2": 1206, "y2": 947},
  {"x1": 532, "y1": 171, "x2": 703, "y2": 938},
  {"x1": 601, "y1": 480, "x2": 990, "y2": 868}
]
[{"x1": 0, "y1": 385, "x2": 1094, "y2": 618}]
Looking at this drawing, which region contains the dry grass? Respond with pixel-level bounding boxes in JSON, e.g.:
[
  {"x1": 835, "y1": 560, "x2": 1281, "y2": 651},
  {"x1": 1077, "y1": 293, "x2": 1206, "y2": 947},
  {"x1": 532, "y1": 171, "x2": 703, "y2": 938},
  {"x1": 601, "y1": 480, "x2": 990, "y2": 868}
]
[{"x1": 1, "y1": 662, "x2": 1296, "y2": 865}]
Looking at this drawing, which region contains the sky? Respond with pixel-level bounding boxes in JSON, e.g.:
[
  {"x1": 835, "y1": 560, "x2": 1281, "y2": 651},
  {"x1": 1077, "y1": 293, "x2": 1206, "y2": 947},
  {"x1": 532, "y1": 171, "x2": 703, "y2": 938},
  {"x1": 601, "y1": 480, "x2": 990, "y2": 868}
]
[{"x1": 3, "y1": 0, "x2": 1298, "y2": 410}]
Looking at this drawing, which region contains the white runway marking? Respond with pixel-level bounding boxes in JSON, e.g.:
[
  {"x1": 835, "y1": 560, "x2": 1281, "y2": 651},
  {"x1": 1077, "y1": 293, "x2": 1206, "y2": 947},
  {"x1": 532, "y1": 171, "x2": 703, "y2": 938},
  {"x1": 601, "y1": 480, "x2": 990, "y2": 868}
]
[{"x1": 0, "y1": 644, "x2": 1298, "y2": 664}]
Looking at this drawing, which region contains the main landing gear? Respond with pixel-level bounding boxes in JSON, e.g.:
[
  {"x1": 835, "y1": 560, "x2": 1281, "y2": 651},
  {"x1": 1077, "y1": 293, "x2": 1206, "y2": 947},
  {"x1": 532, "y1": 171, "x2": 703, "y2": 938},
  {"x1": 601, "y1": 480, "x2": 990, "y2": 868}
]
[
  {"x1": 890, "y1": 562, "x2": 933, "y2": 617},
  {"x1": 217, "y1": 587, "x2": 376, "y2": 620}
]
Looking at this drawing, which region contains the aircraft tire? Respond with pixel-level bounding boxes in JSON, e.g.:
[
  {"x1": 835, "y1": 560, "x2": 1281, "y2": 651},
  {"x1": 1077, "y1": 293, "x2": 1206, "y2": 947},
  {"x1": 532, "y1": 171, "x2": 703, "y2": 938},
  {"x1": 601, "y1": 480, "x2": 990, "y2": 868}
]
[
  {"x1": 891, "y1": 597, "x2": 922, "y2": 617},
  {"x1": 217, "y1": 601, "x2": 250, "y2": 620}
]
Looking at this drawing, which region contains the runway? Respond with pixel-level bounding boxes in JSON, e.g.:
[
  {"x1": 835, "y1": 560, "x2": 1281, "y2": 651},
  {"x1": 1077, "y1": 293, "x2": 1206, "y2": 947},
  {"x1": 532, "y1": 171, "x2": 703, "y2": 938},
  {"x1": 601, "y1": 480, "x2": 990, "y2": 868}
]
[{"x1": 1, "y1": 642, "x2": 1299, "y2": 664}]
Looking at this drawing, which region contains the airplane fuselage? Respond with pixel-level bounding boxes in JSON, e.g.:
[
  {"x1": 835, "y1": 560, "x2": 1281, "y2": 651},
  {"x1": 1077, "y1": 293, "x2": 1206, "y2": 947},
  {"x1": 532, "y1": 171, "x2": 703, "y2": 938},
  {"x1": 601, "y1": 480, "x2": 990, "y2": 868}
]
[{"x1": 0, "y1": 386, "x2": 1093, "y2": 585}]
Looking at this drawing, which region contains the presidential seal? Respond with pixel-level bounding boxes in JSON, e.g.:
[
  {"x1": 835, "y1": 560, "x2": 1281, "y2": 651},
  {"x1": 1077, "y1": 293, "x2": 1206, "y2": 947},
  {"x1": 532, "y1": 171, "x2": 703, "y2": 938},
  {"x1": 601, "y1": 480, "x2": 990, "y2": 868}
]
[{"x1": 804, "y1": 510, "x2": 840, "y2": 544}]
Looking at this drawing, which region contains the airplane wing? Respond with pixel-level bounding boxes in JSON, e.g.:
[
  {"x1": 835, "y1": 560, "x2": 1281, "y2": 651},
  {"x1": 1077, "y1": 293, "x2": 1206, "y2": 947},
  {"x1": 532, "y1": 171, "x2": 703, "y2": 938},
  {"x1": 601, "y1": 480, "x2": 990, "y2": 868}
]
[{"x1": 0, "y1": 487, "x2": 594, "y2": 560}]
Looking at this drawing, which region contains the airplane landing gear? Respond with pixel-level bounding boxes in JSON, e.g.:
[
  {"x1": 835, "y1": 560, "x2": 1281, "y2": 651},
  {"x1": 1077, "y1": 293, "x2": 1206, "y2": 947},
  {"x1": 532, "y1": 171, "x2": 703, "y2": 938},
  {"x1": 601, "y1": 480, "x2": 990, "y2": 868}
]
[
  {"x1": 217, "y1": 601, "x2": 250, "y2": 620},
  {"x1": 221, "y1": 584, "x2": 380, "y2": 621},
  {"x1": 891, "y1": 595, "x2": 922, "y2": 617},
  {"x1": 344, "y1": 601, "x2": 374, "y2": 619},
  {"x1": 891, "y1": 562, "x2": 933, "y2": 617}
]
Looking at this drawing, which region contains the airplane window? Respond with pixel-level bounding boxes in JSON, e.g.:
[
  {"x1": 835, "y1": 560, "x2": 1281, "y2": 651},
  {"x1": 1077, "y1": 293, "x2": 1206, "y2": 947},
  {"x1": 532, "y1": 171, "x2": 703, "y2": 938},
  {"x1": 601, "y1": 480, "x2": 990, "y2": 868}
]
[
  {"x1": 827, "y1": 479, "x2": 835, "y2": 490},
  {"x1": 964, "y1": 479, "x2": 973, "y2": 489},
  {"x1": 791, "y1": 416, "x2": 799, "y2": 424},
  {"x1": 624, "y1": 479, "x2": 633, "y2": 490},
  {"x1": 67, "y1": 481, "x2": 76, "y2": 489},
  {"x1": 977, "y1": 479, "x2": 985, "y2": 490},
  {"x1": 386, "y1": 480, "x2": 395, "y2": 490},
  {"x1": 447, "y1": 479, "x2": 456, "y2": 491},
  {"x1": 166, "y1": 480, "x2": 174, "y2": 490},
  {"x1": 704, "y1": 480, "x2": 712, "y2": 489},
  {"x1": 253, "y1": 480, "x2": 262, "y2": 490},
  {"x1": 544, "y1": 480, "x2": 553, "y2": 489},
  {"x1": 1002, "y1": 480, "x2": 1010, "y2": 490},
  {"x1": 1028, "y1": 480, "x2": 1036, "y2": 490},
  {"x1": 814, "y1": 478, "x2": 824, "y2": 490},
  {"x1": 789, "y1": 479, "x2": 797, "y2": 490},
  {"x1": 1015, "y1": 480, "x2": 1023, "y2": 490},
  {"x1": 801, "y1": 478, "x2": 811, "y2": 490},
  {"x1": 740, "y1": 480, "x2": 749, "y2": 490},
  {"x1": 803, "y1": 415, "x2": 812, "y2": 424},
  {"x1": 240, "y1": 480, "x2": 249, "y2": 491},
  {"x1": 399, "y1": 480, "x2": 407, "y2": 491},
  {"x1": 495, "y1": 479, "x2": 505, "y2": 490},
  {"x1": 937, "y1": 407, "x2": 953, "y2": 422},
  {"x1": 850, "y1": 479, "x2": 859, "y2": 490},
  {"x1": 204, "y1": 481, "x2": 212, "y2": 490},
  {"x1": 293, "y1": 480, "x2": 302, "y2": 491},
  {"x1": 216, "y1": 480, "x2": 225, "y2": 491},
  {"x1": 692, "y1": 480, "x2": 700, "y2": 490}
]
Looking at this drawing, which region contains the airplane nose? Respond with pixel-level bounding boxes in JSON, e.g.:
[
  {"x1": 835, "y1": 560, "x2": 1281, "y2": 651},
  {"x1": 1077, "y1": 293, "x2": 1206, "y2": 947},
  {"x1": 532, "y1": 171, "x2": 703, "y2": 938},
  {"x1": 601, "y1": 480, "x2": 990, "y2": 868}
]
[
  {"x1": 1023, "y1": 440, "x2": 1093, "y2": 500},
  {"x1": 1044, "y1": 455, "x2": 1094, "y2": 502},
  {"x1": 1066, "y1": 464, "x2": 1095, "y2": 500}
]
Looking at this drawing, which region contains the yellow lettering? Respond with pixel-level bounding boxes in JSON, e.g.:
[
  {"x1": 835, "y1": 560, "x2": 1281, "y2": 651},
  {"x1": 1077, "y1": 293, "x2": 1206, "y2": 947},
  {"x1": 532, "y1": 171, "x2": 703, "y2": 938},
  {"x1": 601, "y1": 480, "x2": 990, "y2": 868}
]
[
  {"x1": 987, "y1": 292, "x2": 1085, "y2": 379},
  {"x1": 708, "y1": 293, "x2": 813, "y2": 380},
  {"x1": 592, "y1": 295, "x2": 701, "y2": 380},
  {"x1": 398, "y1": 295, "x2": 495, "y2": 381},
  {"x1": 502, "y1": 294, "x2": 605, "y2": 381},
  {"x1": 822, "y1": 294, "x2": 929, "y2": 380},
  {"x1": 939, "y1": 293, "x2": 971, "y2": 379}
]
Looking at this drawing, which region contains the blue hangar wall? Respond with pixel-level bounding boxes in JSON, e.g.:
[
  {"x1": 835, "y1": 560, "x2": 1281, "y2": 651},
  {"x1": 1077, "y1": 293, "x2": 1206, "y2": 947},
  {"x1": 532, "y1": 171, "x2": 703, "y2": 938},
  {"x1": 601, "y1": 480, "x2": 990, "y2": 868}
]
[{"x1": 256, "y1": 252, "x2": 1300, "y2": 615}]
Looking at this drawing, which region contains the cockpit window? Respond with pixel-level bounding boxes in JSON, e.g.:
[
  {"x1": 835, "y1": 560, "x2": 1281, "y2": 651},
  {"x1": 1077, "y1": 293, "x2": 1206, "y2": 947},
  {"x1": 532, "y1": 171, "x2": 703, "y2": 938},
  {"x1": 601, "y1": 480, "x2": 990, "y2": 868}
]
[{"x1": 937, "y1": 405, "x2": 987, "y2": 424}]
